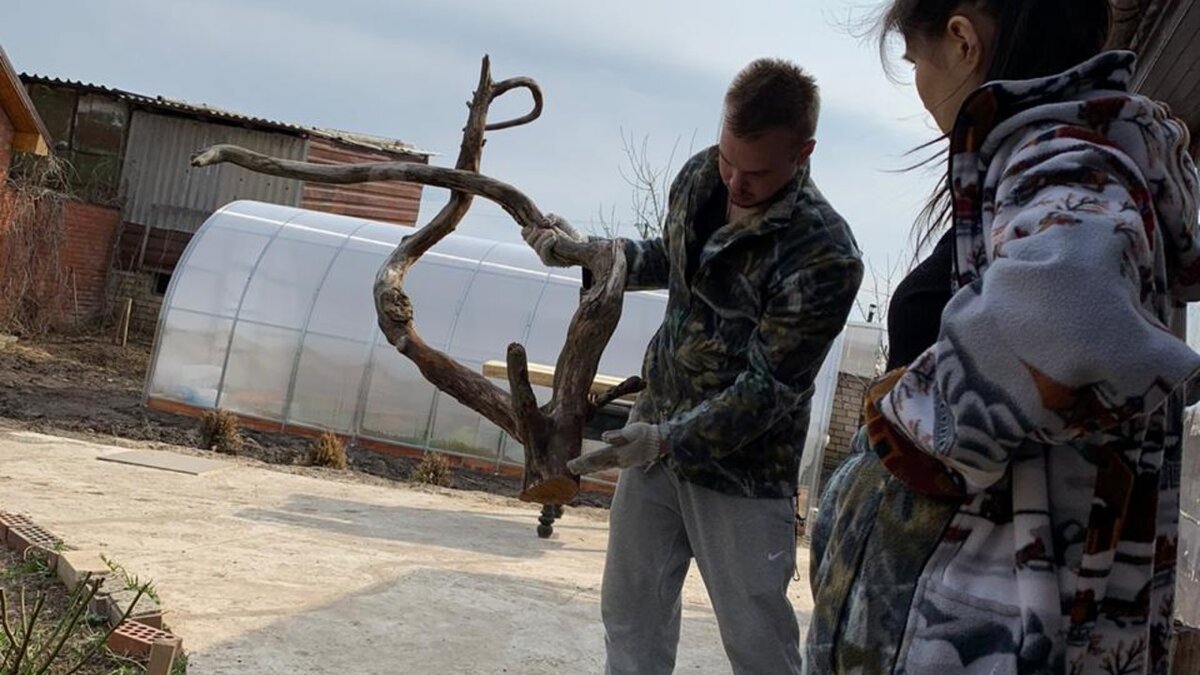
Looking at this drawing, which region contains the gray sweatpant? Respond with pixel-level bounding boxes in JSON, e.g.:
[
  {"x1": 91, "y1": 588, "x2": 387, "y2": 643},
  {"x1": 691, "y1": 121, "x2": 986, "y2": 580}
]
[{"x1": 602, "y1": 462, "x2": 803, "y2": 675}]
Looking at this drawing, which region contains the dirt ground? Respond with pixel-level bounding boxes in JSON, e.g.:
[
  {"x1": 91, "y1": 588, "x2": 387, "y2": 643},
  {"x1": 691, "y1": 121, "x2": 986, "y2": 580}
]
[
  {"x1": 0, "y1": 546, "x2": 155, "y2": 674},
  {"x1": 0, "y1": 334, "x2": 610, "y2": 508},
  {"x1": 0, "y1": 430, "x2": 795, "y2": 674}
]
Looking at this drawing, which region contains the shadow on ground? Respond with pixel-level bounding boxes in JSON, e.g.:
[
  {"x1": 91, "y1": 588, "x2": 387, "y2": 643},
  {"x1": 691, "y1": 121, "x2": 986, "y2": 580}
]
[
  {"x1": 236, "y1": 493, "x2": 573, "y2": 559},
  {"x1": 185, "y1": 567, "x2": 740, "y2": 675}
]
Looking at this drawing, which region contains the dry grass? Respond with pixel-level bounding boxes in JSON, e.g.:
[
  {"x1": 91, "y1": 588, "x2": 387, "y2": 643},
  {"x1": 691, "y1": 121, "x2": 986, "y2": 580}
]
[
  {"x1": 0, "y1": 185, "x2": 70, "y2": 336},
  {"x1": 308, "y1": 431, "x2": 348, "y2": 470},
  {"x1": 199, "y1": 409, "x2": 242, "y2": 455},
  {"x1": 411, "y1": 452, "x2": 453, "y2": 487}
]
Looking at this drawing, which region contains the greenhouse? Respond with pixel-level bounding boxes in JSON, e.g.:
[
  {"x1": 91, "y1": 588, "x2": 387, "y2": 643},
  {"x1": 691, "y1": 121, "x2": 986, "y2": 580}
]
[{"x1": 145, "y1": 200, "x2": 878, "y2": 500}]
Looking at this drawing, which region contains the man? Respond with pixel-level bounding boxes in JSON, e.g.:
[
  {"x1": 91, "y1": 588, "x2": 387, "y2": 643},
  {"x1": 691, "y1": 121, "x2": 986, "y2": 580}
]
[{"x1": 524, "y1": 58, "x2": 862, "y2": 675}]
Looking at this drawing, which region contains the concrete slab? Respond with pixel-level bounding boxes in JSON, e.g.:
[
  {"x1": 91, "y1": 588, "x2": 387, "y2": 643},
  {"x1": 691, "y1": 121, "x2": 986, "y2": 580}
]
[
  {"x1": 97, "y1": 449, "x2": 228, "y2": 476},
  {"x1": 0, "y1": 430, "x2": 814, "y2": 674}
]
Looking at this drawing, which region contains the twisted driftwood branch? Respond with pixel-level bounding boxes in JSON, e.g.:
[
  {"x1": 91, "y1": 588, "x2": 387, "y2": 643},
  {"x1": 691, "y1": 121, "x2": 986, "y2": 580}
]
[
  {"x1": 592, "y1": 376, "x2": 645, "y2": 411},
  {"x1": 192, "y1": 56, "x2": 638, "y2": 508}
]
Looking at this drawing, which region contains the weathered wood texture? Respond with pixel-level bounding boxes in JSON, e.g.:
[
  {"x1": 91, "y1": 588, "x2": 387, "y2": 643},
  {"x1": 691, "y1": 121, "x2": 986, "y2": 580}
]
[{"x1": 192, "y1": 57, "x2": 641, "y2": 505}]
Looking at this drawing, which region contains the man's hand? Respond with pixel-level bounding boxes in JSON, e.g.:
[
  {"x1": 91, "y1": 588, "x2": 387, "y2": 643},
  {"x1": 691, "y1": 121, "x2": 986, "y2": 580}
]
[
  {"x1": 522, "y1": 213, "x2": 587, "y2": 267},
  {"x1": 567, "y1": 422, "x2": 667, "y2": 475}
]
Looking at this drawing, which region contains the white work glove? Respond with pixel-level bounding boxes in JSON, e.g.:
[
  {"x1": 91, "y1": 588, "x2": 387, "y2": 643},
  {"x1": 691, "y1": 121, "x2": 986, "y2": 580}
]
[
  {"x1": 567, "y1": 422, "x2": 667, "y2": 475},
  {"x1": 522, "y1": 213, "x2": 586, "y2": 267}
]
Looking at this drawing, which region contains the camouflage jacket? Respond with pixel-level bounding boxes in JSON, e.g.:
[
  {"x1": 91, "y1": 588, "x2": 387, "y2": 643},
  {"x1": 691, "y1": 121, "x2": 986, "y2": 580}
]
[{"x1": 620, "y1": 147, "x2": 862, "y2": 498}]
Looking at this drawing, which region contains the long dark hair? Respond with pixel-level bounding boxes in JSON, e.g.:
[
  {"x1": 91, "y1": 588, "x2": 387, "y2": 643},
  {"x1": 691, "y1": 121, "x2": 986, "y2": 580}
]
[{"x1": 879, "y1": 0, "x2": 1112, "y2": 251}]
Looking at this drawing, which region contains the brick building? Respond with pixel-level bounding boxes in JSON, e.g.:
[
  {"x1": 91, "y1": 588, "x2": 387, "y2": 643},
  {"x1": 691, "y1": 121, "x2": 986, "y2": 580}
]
[
  {"x1": 19, "y1": 75, "x2": 432, "y2": 334},
  {"x1": 811, "y1": 322, "x2": 884, "y2": 499}
]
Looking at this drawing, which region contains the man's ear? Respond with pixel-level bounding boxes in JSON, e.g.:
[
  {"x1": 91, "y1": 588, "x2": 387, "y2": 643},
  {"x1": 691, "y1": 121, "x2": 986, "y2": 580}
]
[{"x1": 796, "y1": 138, "x2": 816, "y2": 164}]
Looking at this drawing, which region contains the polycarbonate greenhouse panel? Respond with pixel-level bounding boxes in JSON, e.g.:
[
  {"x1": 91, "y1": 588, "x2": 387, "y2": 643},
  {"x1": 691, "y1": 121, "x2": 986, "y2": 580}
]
[
  {"x1": 425, "y1": 243, "x2": 553, "y2": 458},
  {"x1": 398, "y1": 256, "x2": 482, "y2": 348},
  {"x1": 796, "y1": 331, "x2": 847, "y2": 519},
  {"x1": 237, "y1": 237, "x2": 339, "y2": 329},
  {"x1": 306, "y1": 248, "x2": 391, "y2": 341},
  {"x1": 286, "y1": 333, "x2": 371, "y2": 432},
  {"x1": 219, "y1": 321, "x2": 303, "y2": 420},
  {"x1": 147, "y1": 201, "x2": 854, "y2": 477},
  {"x1": 520, "y1": 278, "x2": 577, "y2": 374},
  {"x1": 599, "y1": 291, "x2": 668, "y2": 378},
  {"x1": 147, "y1": 310, "x2": 233, "y2": 407},
  {"x1": 359, "y1": 343, "x2": 438, "y2": 445},
  {"x1": 446, "y1": 261, "x2": 547, "y2": 366},
  {"x1": 167, "y1": 225, "x2": 273, "y2": 318}
]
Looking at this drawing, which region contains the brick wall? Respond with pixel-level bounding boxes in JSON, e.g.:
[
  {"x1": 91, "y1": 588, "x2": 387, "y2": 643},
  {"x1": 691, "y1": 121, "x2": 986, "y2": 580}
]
[
  {"x1": 819, "y1": 372, "x2": 871, "y2": 493},
  {"x1": 60, "y1": 201, "x2": 120, "y2": 321},
  {"x1": 106, "y1": 269, "x2": 163, "y2": 339},
  {"x1": 0, "y1": 107, "x2": 13, "y2": 179}
]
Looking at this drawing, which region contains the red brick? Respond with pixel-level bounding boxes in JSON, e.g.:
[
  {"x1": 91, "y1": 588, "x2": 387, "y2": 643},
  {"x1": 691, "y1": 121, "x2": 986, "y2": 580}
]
[
  {"x1": 147, "y1": 638, "x2": 179, "y2": 675},
  {"x1": 106, "y1": 620, "x2": 180, "y2": 659},
  {"x1": 5, "y1": 523, "x2": 63, "y2": 554},
  {"x1": 103, "y1": 587, "x2": 164, "y2": 629},
  {"x1": 819, "y1": 372, "x2": 871, "y2": 493},
  {"x1": 0, "y1": 511, "x2": 33, "y2": 539},
  {"x1": 56, "y1": 549, "x2": 111, "y2": 591},
  {"x1": 59, "y1": 201, "x2": 120, "y2": 320},
  {"x1": 0, "y1": 107, "x2": 13, "y2": 179}
]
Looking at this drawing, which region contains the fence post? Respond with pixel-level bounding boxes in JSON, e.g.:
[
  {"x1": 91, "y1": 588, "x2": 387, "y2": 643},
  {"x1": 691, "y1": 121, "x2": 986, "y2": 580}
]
[{"x1": 115, "y1": 297, "x2": 132, "y2": 347}]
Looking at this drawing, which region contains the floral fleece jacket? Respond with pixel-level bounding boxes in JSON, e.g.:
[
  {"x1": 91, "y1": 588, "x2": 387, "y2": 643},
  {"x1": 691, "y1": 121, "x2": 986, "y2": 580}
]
[{"x1": 843, "y1": 51, "x2": 1200, "y2": 674}]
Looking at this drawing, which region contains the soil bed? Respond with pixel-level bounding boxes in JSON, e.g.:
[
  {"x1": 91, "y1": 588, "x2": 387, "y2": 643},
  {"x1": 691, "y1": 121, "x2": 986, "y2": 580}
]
[{"x1": 0, "y1": 334, "x2": 610, "y2": 508}]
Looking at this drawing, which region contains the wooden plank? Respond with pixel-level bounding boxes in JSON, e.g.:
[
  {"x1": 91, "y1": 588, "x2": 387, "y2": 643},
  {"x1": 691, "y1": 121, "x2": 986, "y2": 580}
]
[
  {"x1": 481, "y1": 360, "x2": 638, "y2": 402},
  {"x1": 115, "y1": 297, "x2": 132, "y2": 347},
  {"x1": 11, "y1": 131, "x2": 48, "y2": 155}
]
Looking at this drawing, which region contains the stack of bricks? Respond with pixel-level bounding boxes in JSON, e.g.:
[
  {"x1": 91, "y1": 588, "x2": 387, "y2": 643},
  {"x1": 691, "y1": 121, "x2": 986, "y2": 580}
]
[
  {"x1": 0, "y1": 510, "x2": 182, "y2": 670},
  {"x1": 819, "y1": 372, "x2": 872, "y2": 496}
]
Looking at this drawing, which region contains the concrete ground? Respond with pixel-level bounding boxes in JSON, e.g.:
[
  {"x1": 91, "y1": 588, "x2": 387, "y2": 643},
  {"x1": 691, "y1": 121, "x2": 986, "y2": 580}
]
[{"x1": 0, "y1": 429, "x2": 814, "y2": 674}]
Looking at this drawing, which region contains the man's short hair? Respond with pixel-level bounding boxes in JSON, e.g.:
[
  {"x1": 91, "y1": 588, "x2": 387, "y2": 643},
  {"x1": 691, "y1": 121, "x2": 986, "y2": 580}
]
[{"x1": 724, "y1": 58, "x2": 820, "y2": 143}]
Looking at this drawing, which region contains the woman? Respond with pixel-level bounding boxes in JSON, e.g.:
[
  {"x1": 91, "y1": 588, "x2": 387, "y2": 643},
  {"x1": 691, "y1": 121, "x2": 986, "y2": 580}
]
[{"x1": 807, "y1": 1, "x2": 1200, "y2": 673}]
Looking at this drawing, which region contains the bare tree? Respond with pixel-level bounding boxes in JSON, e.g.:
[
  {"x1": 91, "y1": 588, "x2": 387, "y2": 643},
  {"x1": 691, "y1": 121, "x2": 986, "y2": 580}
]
[
  {"x1": 594, "y1": 129, "x2": 695, "y2": 239},
  {"x1": 854, "y1": 255, "x2": 904, "y2": 326},
  {"x1": 192, "y1": 57, "x2": 642, "y2": 522},
  {"x1": 852, "y1": 254, "x2": 905, "y2": 376}
]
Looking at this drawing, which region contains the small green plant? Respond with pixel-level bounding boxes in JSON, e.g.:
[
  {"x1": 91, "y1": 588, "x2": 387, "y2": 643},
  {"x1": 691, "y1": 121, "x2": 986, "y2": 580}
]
[
  {"x1": 411, "y1": 452, "x2": 452, "y2": 487},
  {"x1": 307, "y1": 431, "x2": 347, "y2": 470},
  {"x1": 0, "y1": 573, "x2": 145, "y2": 675},
  {"x1": 2, "y1": 553, "x2": 52, "y2": 584},
  {"x1": 100, "y1": 555, "x2": 159, "y2": 604},
  {"x1": 199, "y1": 409, "x2": 242, "y2": 455}
]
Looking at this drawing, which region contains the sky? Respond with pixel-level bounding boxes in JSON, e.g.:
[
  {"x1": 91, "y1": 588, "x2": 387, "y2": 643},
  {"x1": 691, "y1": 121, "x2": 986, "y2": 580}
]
[{"x1": 3, "y1": 0, "x2": 943, "y2": 320}]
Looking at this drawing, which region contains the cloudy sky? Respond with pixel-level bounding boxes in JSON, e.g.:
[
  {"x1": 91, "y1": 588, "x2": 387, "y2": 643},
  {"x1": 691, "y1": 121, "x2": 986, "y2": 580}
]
[{"x1": 5, "y1": 0, "x2": 942, "y2": 319}]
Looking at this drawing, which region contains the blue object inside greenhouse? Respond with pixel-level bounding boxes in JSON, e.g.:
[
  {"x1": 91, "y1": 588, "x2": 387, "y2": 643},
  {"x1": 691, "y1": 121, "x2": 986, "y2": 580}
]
[{"x1": 145, "y1": 201, "x2": 864, "y2": 493}]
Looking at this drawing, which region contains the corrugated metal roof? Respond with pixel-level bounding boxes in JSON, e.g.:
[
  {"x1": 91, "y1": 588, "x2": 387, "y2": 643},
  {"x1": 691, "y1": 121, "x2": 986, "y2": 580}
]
[
  {"x1": 19, "y1": 74, "x2": 434, "y2": 157},
  {"x1": 310, "y1": 127, "x2": 433, "y2": 156},
  {"x1": 121, "y1": 110, "x2": 306, "y2": 233}
]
